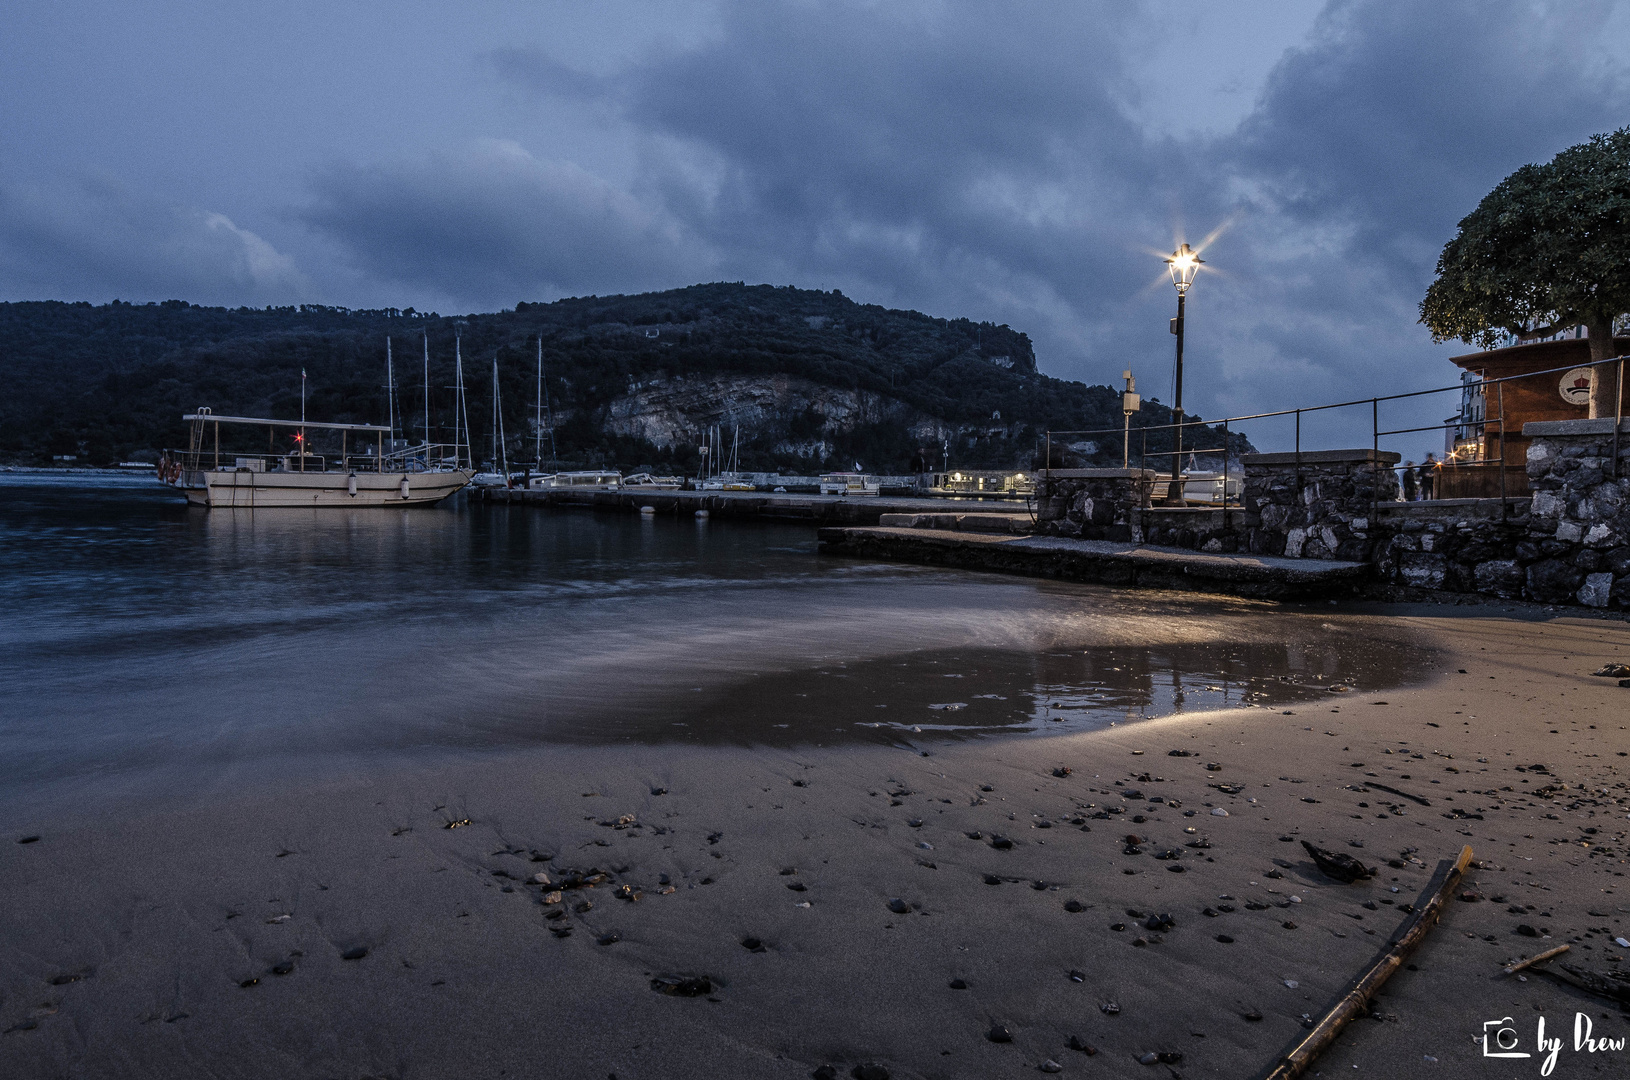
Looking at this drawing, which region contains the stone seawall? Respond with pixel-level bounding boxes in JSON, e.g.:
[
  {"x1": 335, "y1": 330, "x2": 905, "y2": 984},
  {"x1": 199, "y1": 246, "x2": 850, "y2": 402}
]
[{"x1": 1032, "y1": 424, "x2": 1630, "y2": 609}]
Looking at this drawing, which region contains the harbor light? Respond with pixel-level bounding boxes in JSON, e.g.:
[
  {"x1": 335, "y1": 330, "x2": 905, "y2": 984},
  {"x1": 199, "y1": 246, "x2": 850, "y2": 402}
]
[{"x1": 1164, "y1": 243, "x2": 1204, "y2": 503}]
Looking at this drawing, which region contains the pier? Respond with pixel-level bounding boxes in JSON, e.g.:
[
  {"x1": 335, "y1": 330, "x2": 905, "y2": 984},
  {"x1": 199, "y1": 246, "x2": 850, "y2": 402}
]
[{"x1": 474, "y1": 485, "x2": 1026, "y2": 524}]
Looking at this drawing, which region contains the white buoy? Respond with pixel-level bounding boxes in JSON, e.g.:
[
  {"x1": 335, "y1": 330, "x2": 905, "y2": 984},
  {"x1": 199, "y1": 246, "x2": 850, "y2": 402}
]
[
  {"x1": 695, "y1": 509, "x2": 709, "y2": 519},
  {"x1": 640, "y1": 505, "x2": 656, "y2": 515}
]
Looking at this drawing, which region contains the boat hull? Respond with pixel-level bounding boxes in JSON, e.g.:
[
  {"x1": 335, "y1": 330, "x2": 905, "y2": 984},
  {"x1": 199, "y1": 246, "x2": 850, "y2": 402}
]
[{"x1": 171, "y1": 469, "x2": 473, "y2": 508}]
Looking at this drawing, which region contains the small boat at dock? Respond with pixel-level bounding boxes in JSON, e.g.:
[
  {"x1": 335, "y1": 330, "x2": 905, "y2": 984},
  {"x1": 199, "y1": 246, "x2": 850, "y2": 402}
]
[{"x1": 158, "y1": 410, "x2": 472, "y2": 508}]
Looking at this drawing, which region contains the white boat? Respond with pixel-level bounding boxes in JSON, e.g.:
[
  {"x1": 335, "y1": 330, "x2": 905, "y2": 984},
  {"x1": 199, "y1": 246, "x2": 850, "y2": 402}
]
[
  {"x1": 623, "y1": 472, "x2": 684, "y2": 489},
  {"x1": 159, "y1": 411, "x2": 472, "y2": 508},
  {"x1": 819, "y1": 472, "x2": 882, "y2": 496},
  {"x1": 528, "y1": 470, "x2": 623, "y2": 491}
]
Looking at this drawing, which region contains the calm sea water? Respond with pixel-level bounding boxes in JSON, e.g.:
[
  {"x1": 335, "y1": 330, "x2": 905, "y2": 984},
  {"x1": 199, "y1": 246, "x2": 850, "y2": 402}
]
[{"x1": 0, "y1": 473, "x2": 1434, "y2": 809}]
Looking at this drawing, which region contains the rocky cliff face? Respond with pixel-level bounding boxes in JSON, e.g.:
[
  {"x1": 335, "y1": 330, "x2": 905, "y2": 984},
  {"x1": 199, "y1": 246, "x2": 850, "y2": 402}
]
[{"x1": 603, "y1": 373, "x2": 957, "y2": 460}]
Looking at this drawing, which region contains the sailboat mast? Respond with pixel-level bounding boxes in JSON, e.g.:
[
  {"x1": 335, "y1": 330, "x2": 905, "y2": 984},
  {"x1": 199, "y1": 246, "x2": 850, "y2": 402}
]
[
  {"x1": 495, "y1": 356, "x2": 509, "y2": 477},
  {"x1": 386, "y1": 337, "x2": 396, "y2": 440},
  {"x1": 535, "y1": 338, "x2": 543, "y2": 466},
  {"x1": 422, "y1": 331, "x2": 430, "y2": 450},
  {"x1": 455, "y1": 334, "x2": 471, "y2": 471},
  {"x1": 491, "y1": 357, "x2": 499, "y2": 472}
]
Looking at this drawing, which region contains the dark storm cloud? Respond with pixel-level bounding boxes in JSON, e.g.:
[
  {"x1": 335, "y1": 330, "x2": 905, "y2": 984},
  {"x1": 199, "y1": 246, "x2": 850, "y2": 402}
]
[
  {"x1": 303, "y1": 139, "x2": 709, "y2": 302},
  {"x1": 0, "y1": 175, "x2": 308, "y2": 307}
]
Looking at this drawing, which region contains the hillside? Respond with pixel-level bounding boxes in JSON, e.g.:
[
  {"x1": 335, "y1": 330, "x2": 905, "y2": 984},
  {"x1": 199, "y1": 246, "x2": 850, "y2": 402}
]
[{"x1": 0, "y1": 283, "x2": 1238, "y2": 472}]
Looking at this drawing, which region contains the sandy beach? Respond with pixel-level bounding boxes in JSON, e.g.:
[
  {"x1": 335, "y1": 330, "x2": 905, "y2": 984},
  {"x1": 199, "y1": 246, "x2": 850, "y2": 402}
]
[{"x1": 3, "y1": 603, "x2": 1628, "y2": 1079}]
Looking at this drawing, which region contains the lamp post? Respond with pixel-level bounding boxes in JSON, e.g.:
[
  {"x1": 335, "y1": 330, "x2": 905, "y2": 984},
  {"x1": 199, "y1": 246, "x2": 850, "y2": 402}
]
[{"x1": 1165, "y1": 243, "x2": 1202, "y2": 503}]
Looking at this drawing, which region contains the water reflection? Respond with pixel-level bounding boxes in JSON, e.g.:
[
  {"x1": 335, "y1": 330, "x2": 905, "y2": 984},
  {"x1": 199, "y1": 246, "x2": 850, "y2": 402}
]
[{"x1": 0, "y1": 473, "x2": 1436, "y2": 803}]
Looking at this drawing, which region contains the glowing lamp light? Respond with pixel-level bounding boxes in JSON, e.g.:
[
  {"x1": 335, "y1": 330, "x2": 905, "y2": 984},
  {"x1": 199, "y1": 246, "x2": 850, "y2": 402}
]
[{"x1": 1166, "y1": 243, "x2": 1203, "y2": 293}]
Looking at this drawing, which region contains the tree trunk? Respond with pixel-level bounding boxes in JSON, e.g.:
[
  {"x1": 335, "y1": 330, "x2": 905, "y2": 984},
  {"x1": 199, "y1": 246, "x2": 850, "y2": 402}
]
[{"x1": 1586, "y1": 315, "x2": 1621, "y2": 420}]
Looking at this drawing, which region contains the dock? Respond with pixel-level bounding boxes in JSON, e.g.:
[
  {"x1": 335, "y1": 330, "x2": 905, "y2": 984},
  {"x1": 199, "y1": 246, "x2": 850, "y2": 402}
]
[
  {"x1": 474, "y1": 486, "x2": 1025, "y2": 524},
  {"x1": 817, "y1": 525, "x2": 1371, "y2": 600}
]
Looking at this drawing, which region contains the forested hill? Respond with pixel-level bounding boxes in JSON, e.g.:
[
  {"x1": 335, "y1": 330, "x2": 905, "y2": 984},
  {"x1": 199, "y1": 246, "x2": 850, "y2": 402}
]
[{"x1": 0, "y1": 282, "x2": 1231, "y2": 472}]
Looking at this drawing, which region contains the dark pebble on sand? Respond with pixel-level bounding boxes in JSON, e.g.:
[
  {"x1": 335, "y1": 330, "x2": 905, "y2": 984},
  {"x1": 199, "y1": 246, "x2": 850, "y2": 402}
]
[
  {"x1": 984, "y1": 874, "x2": 1003, "y2": 885},
  {"x1": 987, "y1": 1023, "x2": 1013, "y2": 1043},
  {"x1": 1243, "y1": 1009, "x2": 1263, "y2": 1022},
  {"x1": 1110, "y1": 922, "x2": 1126, "y2": 931},
  {"x1": 1064, "y1": 900, "x2": 1085, "y2": 913},
  {"x1": 1168, "y1": 749, "x2": 1192, "y2": 757},
  {"x1": 651, "y1": 787, "x2": 667, "y2": 795},
  {"x1": 1215, "y1": 934, "x2": 1234, "y2": 943},
  {"x1": 787, "y1": 882, "x2": 807, "y2": 892},
  {"x1": 989, "y1": 836, "x2": 1013, "y2": 850},
  {"x1": 239, "y1": 978, "x2": 259, "y2": 988},
  {"x1": 1167, "y1": 865, "x2": 1186, "y2": 873},
  {"x1": 741, "y1": 937, "x2": 766, "y2": 952},
  {"x1": 651, "y1": 975, "x2": 713, "y2": 997},
  {"x1": 851, "y1": 1065, "x2": 890, "y2": 1080},
  {"x1": 1068, "y1": 1035, "x2": 1098, "y2": 1054},
  {"x1": 1052, "y1": 767, "x2": 1072, "y2": 777},
  {"x1": 443, "y1": 818, "x2": 471, "y2": 829},
  {"x1": 980, "y1": 785, "x2": 994, "y2": 792},
  {"x1": 271, "y1": 961, "x2": 294, "y2": 975},
  {"x1": 1068, "y1": 969, "x2": 1085, "y2": 982},
  {"x1": 949, "y1": 978, "x2": 968, "y2": 990},
  {"x1": 550, "y1": 926, "x2": 573, "y2": 938},
  {"x1": 886, "y1": 898, "x2": 910, "y2": 914},
  {"x1": 340, "y1": 947, "x2": 368, "y2": 960},
  {"x1": 49, "y1": 974, "x2": 81, "y2": 986},
  {"x1": 811, "y1": 1067, "x2": 838, "y2": 1080},
  {"x1": 1131, "y1": 814, "x2": 1147, "y2": 824},
  {"x1": 1517, "y1": 924, "x2": 1538, "y2": 937},
  {"x1": 907, "y1": 819, "x2": 923, "y2": 827},
  {"x1": 17, "y1": 836, "x2": 40, "y2": 844},
  {"x1": 1283, "y1": 921, "x2": 1298, "y2": 930},
  {"x1": 1100, "y1": 1001, "x2": 1120, "y2": 1015},
  {"x1": 597, "y1": 933, "x2": 621, "y2": 946}
]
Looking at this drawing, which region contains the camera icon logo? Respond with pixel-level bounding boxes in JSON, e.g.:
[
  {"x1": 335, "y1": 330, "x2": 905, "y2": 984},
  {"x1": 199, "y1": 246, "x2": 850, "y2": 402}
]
[{"x1": 1483, "y1": 1017, "x2": 1531, "y2": 1058}]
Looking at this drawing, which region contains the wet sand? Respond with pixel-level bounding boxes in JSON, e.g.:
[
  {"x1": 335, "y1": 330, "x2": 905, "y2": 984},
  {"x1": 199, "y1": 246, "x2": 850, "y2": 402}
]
[{"x1": 3, "y1": 605, "x2": 1628, "y2": 1079}]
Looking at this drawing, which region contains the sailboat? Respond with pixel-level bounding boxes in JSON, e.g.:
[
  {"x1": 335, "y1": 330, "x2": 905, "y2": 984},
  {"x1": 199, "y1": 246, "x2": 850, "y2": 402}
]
[
  {"x1": 699, "y1": 424, "x2": 754, "y2": 491},
  {"x1": 471, "y1": 356, "x2": 511, "y2": 488},
  {"x1": 156, "y1": 338, "x2": 474, "y2": 507}
]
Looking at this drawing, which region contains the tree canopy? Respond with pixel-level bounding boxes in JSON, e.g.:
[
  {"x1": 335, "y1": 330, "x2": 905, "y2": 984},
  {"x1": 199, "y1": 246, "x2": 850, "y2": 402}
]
[{"x1": 1420, "y1": 127, "x2": 1630, "y2": 416}]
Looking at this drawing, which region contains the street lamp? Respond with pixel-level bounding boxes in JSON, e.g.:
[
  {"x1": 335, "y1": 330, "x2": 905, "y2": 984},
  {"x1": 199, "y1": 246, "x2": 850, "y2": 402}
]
[{"x1": 1165, "y1": 243, "x2": 1203, "y2": 503}]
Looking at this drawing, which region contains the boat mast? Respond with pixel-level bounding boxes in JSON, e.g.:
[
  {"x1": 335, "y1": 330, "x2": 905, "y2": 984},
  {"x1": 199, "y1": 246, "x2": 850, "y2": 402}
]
[
  {"x1": 494, "y1": 356, "x2": 509, "y2": 477},
  {"x1": 422, "y1": 331, "x2": 430, "y2": 451},
  {"x1": 385, "y1": 337, "x2": 396, "y2": 442},
  {"x1": 455, "y1": 334, "x2": 471, "y2": 471},
  {"x1": 491, "y1": 356, "x2": 499, "y2": 472}
]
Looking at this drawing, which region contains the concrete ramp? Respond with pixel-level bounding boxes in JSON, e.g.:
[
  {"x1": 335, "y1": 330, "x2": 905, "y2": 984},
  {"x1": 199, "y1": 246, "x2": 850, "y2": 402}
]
[{"x1": 818, "y1": 526, "x2": 1370, "y2": 600}]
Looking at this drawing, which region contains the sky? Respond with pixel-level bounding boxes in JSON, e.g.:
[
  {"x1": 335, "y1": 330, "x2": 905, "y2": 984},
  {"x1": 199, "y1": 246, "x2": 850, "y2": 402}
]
[{"x1": 3, "y1": 0, "x2": 1629, "y2": 455}]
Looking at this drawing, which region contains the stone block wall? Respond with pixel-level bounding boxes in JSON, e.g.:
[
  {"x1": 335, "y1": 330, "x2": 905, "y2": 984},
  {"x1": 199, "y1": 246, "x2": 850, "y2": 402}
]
[
  {"x1": 1516, "y1": 419, "x2": 1630, "y2": 607},
  {"x1": 1240, "y1": 450, "x2": 1401, "y2": 561},
  {"x1": 1030, "y1": 429, "x2": 1630, "y2": 609},
  {"x1": 1034, "y1": 469, "x2": 1155, "y2": 542}
]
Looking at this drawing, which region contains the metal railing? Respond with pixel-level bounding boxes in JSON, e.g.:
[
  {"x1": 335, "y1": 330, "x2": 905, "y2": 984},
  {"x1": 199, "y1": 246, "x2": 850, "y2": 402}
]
[{"x1": 1042, "y1": 354, "x2": 1627, "y2": 517}]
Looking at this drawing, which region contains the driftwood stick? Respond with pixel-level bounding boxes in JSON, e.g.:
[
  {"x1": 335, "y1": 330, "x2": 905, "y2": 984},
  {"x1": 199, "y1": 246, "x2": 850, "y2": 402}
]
[
  {"x1": 1260, "y1": 845, "x2": 1474, "y2": 1080},
  {"x1": 1503, "y1": 944, "x2": 1569, "y2": 975},
  {"x1": 1361, "y1": 781, "x2": 1432, "y2": 807},
  {"x1": 1536, "y1": 963, "x2": 1630, "y2": 1005}
]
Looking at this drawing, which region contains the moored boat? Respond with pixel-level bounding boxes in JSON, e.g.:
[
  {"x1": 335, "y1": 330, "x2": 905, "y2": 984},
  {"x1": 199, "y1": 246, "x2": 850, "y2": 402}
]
[{"x1": 158, "y1": 410, "x2": 473, "y2": 508}]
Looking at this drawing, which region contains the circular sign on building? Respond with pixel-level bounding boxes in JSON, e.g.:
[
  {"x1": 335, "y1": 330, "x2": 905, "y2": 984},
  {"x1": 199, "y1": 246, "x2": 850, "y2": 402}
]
[{"x1": 1559, "y1": 368, "x2": 1594, "y2": 406}]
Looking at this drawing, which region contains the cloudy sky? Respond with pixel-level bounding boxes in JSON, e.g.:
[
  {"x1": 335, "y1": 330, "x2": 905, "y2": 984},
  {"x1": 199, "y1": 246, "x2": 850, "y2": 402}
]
[{"x1": 3, "y1": 1, "x2": 1629, "y2": 451}]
